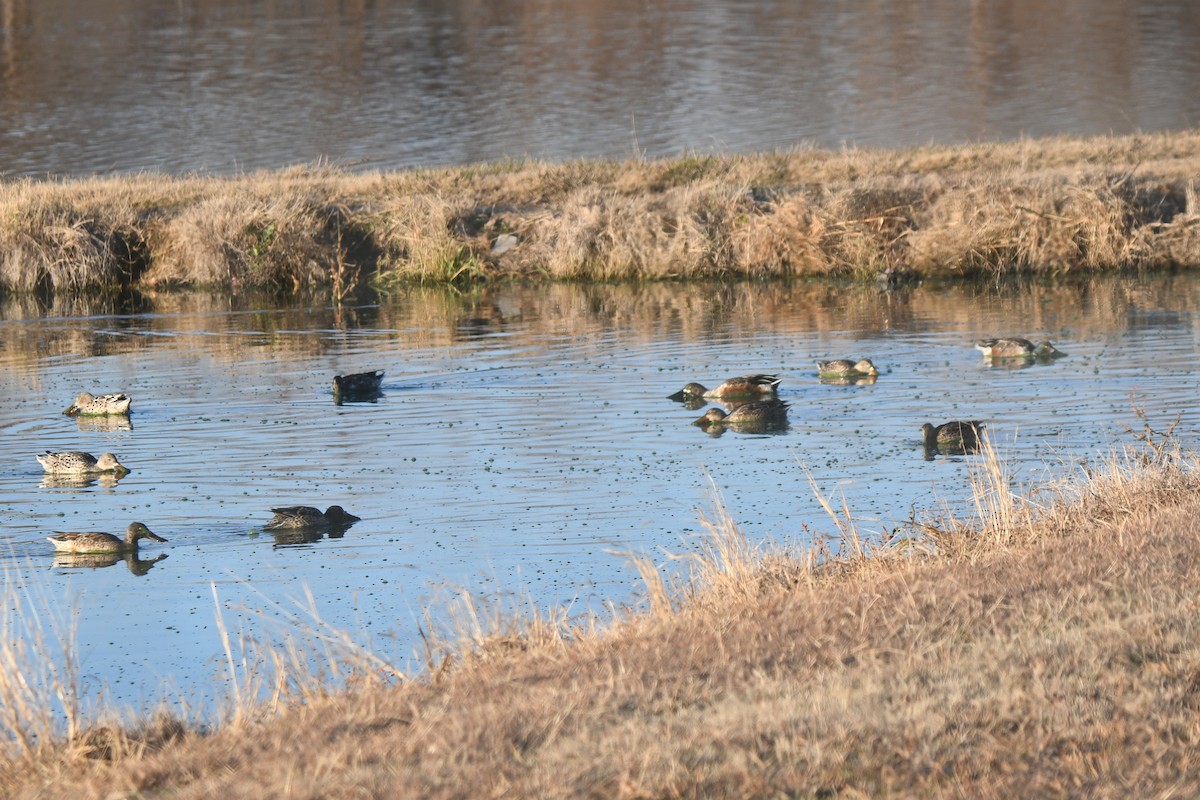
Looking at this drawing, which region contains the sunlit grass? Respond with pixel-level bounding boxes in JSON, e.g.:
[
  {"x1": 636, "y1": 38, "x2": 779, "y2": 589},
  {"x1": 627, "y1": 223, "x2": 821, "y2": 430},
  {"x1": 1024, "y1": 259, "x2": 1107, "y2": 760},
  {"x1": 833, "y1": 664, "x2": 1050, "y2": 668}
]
[
  {"x1": 3, "y1": 129, "x2": 1200, "y2": 296},
  {"x1": 4, "y1": 422, "x2": 1200, "y2": 795}
]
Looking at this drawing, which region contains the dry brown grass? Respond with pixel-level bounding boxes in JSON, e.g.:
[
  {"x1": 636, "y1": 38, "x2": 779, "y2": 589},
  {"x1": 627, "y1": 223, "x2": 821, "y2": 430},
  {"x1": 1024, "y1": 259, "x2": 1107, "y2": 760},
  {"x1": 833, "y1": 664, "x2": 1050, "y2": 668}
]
[
  {"x1": 5, "y1": 431, "x2": 1200, "y2": 798},
  {"x1": 3, "y1": 130, "x2": 1200, "y2": 294}
]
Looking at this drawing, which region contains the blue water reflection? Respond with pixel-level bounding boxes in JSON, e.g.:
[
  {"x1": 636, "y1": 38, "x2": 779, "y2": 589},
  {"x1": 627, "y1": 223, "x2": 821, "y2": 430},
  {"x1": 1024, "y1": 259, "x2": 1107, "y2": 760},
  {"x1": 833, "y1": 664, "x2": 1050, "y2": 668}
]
[{"x1": 0, "y1": 276, "x2": 1197, "y2": 715}]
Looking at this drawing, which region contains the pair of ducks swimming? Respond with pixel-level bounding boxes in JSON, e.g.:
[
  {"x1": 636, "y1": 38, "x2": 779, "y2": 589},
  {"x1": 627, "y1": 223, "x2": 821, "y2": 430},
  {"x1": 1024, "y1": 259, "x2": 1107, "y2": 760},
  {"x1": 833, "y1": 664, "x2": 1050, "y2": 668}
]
[
  {"x1": 61, "y1": 369, "x2": 385, "y2": 418},
  {"x1": 927, "y1": 337, "x2": 1059, "y2": 450},
  {"x1": 58, "y1": 368, "x2": 379, "y2": 416},
  {"x1": 45, "y1": 372, "x2": 387, "y2": 475},
  {"x1": 47, "y1": 506, "x2": 361, "y2": 555}
]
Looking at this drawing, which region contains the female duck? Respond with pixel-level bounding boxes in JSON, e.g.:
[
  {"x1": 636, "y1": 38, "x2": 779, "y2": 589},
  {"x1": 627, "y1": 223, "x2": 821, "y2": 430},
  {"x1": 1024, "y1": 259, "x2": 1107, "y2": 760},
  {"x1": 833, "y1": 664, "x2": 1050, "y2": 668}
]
[
  {"x1": 64, "y1": 392, "x2": 132, "y2": 416},
  {"x1": 974, "y1": 338, "x2": 1064, "y2": 359},
  {"x1": 669, "y1": 374, "x2": 781, "y2": 402},
  {"x1": 921, "y1": 420, "x2": 984, "y2": 450},
  {"x1": 817, "y1": 359, "x2": 879, "y2": 378},
  {"x1": 264, "y1": 505, "x2": 362, "y2": 529},
  {"x1": 36, "y1": 451, "x2": 129, "y2": 474},
  {"x1": 694, "y1": 399, "x2": 790, "y2": 428},
  {"x1": 47, "y1": 522, "x2": 166, "y2": 555}
]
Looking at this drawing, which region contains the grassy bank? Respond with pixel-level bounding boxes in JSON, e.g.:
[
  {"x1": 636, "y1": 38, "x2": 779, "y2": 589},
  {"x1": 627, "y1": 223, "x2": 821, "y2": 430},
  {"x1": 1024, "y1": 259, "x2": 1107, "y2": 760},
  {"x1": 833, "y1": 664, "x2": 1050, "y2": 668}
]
[
  {"x1": 4, "y1": 432, "x2": 1200, "y2": 798},
  {"x1": 3, "y1": 130, "x2": 1200, "y2": 294}
]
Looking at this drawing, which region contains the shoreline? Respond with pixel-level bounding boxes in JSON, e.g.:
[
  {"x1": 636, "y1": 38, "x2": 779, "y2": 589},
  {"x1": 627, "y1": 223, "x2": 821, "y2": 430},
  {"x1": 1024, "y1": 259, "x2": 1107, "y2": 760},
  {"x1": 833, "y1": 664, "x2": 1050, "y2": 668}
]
[
  {"x1": 2, "y1": 129, "x2": 1200, "y2": 295},
  {"x1": 4, "y1": 437, "x2": 1200, "y2": 797}
]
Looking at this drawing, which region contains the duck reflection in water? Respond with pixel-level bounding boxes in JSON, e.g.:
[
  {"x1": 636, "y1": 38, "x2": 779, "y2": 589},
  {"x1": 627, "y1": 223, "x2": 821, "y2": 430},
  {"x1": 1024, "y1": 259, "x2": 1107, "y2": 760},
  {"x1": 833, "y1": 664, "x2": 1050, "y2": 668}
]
[
  {"x1": 40, "y1": 472, "x2": 125, "y2": 490},
  {"x1": 72, "y1": 415, "x2": 134, "y2": 433},
  {"x1": 52, "y1": 552, "x2": 168, "y2": 576},
  {"x1": 818, "y1": 374, "x2": 879, "y2": 386},
  {"x1": 269, "y1": 524, "x2": 353, "y2": 548}
]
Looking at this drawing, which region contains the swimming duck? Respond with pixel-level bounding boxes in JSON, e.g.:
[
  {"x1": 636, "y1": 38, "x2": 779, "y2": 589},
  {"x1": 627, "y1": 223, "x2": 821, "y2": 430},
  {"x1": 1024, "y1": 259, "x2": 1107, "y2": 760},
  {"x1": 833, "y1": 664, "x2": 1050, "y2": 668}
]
[
  {"x1": 333, "y1": 371, "x2": 385, "y2": 396},
  {"x1": 63, "y1": 392, "x2": 132, "y2": 416},
  {"x1": 974, "y1": 338, "x2": 1065, "y2": 360},
  {"x1": 47, "y1": 522, "x2": 166, "y2": 555},
  {"x1": 693, "y1": 399, "x2": 791, "y2": 428},
  {"x1": 36, "y1": 451, "x2": 129, "y2": 474},
  {"x1": 668, "y1": 374, "x2": 781, "y2": 402},
  {"x1": 817, "y1": 359, "x2": 879, "y2": 378},
  {"x1": 921, "y1": 421, "x2": 985, "y2": 450},
  {"x1": 264, "y1": 505, "x2": 362, "y2": 530}
]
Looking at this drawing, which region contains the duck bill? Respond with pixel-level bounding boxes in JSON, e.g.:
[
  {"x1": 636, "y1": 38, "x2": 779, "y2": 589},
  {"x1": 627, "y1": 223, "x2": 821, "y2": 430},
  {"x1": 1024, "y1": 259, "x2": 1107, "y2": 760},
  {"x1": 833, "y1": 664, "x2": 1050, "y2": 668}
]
[
  {"x1": 667, "y1": 389, "x2": 689, "y2": 402},
  {"x1": 146, "y1": 531, "x2": 168, "y2": 543},
  {"x1": 63, "y1": 405, "x2": 80, "y2": 416}
]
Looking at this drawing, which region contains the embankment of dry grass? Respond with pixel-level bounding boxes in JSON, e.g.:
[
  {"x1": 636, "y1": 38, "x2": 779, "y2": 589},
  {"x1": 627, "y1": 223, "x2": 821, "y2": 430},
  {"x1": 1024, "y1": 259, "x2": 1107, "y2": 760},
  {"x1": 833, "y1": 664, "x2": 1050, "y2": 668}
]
[
  {"x1": 3, "y1": 129, "x2": 1200, "y2": 293},
  {"x1": 4, "y1": 434, "x2": 1200, "y2": 798}
]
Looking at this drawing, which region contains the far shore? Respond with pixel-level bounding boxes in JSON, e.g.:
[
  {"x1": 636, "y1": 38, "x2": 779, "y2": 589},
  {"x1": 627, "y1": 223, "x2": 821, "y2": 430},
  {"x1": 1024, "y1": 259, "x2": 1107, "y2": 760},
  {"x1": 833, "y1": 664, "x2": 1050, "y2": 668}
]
[{"x1": 2, "y1": 129, "x2": 1200, "y2": 295}]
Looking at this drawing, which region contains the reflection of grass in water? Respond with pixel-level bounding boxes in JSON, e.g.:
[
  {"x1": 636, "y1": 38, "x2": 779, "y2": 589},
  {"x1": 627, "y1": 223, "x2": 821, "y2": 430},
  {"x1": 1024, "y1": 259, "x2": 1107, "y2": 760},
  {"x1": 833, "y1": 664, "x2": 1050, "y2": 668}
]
[{"x1": 5, "y1": 273, "x2": 1200, "y2": 378}]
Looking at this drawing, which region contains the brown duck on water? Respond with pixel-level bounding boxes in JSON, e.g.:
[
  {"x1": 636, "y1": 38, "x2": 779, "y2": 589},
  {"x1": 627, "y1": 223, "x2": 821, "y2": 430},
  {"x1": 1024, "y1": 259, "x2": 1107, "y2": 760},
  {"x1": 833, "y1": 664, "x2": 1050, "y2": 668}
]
[
  {"x1": 921, "y1": 420, "x2": 985, "y2": 451},
  {"x1": 974, "y1": 338, "x2": 1065, "y2": 360},
  {"x1": 47, "y1": 522, "x2": 166, "y2": 555},
  {"x1": 668, "y1": 374, "x2": 781, "y2": 402}
]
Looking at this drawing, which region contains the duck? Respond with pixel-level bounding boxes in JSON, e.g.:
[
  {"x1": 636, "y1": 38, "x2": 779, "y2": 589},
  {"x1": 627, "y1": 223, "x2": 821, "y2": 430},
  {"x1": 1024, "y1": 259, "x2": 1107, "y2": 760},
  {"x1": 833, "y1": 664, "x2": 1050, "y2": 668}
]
[
  {"x1": 974, "y1": 338, "x2": 1065, "y2": 360},
  {"x1": 693, "y1": 399, "x2": 791, "y2": 428},
  {"x1": 63, "y1": 391, "x2": 132, "y2": 416},
  {"x1": 47, "y1": 522, "x2": 166, "y2": 555},
  {"x1": 668, "y1": 374, "x2": 781, "y2": 402},
  {"x1": 36, "y1": 451, "x2": 129, "y2": 474},
  {"x1": 332, "y1": 370, "x2": 384, "y2": 397},
  {"x1": 264, "y1": 505, "x2": 362, "y2": 530},
  {"x1": 921, "y1": 421, "x2": 985, "y2": 450},
  {"x1": 817, "y1": 358, "x2": 879, "y2": 378}
]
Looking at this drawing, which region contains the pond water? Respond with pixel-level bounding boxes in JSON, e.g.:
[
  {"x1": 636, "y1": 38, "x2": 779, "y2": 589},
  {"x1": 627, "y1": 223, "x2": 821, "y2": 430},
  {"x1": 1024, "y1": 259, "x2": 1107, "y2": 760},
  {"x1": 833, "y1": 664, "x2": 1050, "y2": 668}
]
[
  {"x1": 1, "y1": 275, "x2": 1198, "y2": 716},
  {"x1": 2, "y1": 0, "x2": 1199, "y2": 177}
]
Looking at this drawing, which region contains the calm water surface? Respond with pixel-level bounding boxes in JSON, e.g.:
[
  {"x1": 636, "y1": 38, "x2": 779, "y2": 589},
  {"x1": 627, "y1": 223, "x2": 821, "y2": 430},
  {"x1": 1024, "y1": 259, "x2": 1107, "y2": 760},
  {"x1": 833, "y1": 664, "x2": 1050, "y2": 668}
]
[
  {"x1": 1, "y1": 276, "x2": 1199, "y2": 713},
  {"x1": 1, "y1": 0, "x2": 1199, "y2": 176}
]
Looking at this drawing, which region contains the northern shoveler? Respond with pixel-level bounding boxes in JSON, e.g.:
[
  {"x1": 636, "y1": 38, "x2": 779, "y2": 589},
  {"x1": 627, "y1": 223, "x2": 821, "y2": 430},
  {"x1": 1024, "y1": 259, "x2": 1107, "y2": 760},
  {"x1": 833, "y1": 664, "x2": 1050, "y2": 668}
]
[
  {"x1": 36, "y1": 451, "x2": 129, "y2": 474},
  {"x1": 693, "y1": 399, "x2": 791, "y2": 428},
  {"x1": 264, "y1": 505, "x2": 362, "y2": 530},
  {"x1": 668, "y1": 374, "x2": 781, "y2": 402},
  {"x1": 817, "y1": 359, "x2": 879, "y2": 378},
  {"x1": 333, "y1": 371, "x2": 384, "y2": 396},
  {"x1": 974, "y1": 338, "x2": 1065, "y2": 360},
  {"x1": 63, "y1": 392, "x2": 132, "y2": 416},
  {"x1": 47, "y1": 522, "x2": 166, "y2": 555},
  {"x1": 921, "y1": 421, "x2": 985, "y2": 450}
]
